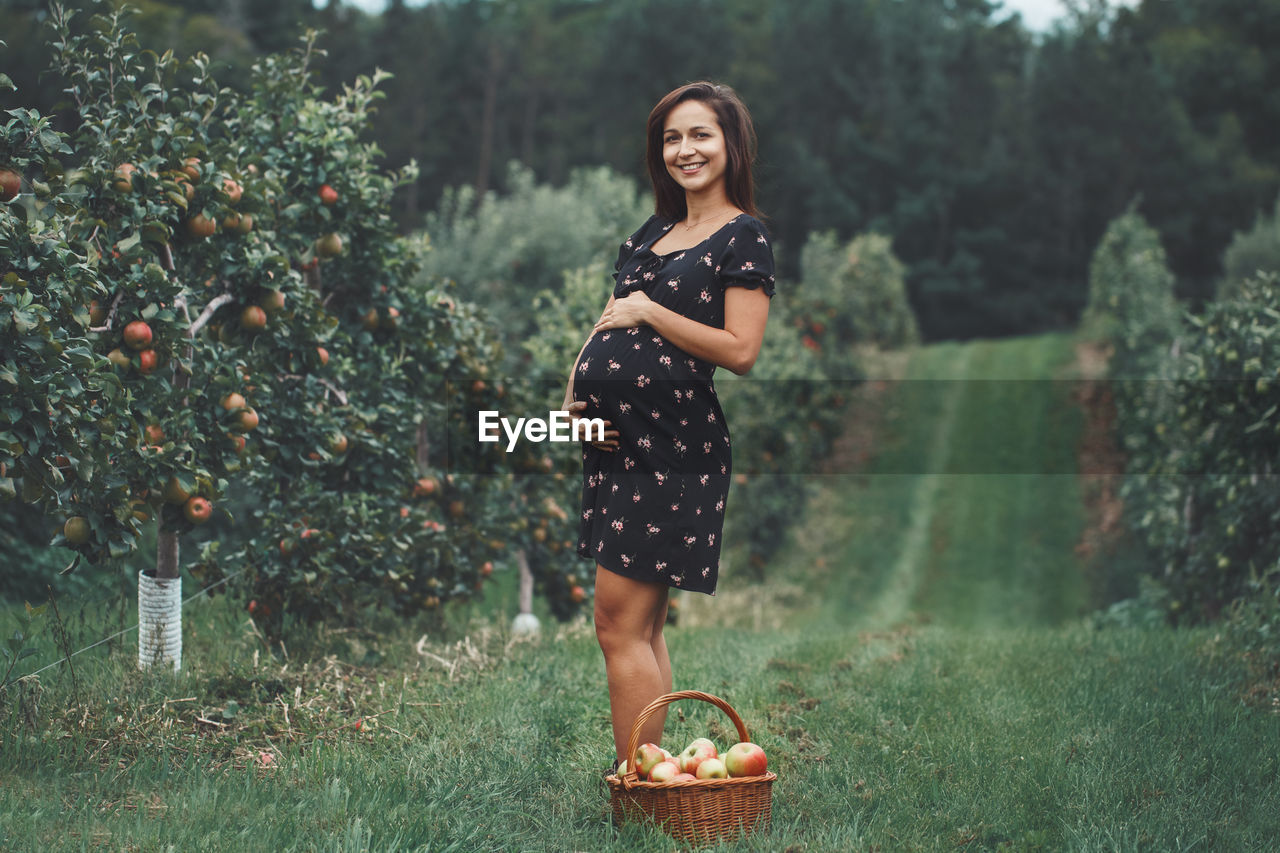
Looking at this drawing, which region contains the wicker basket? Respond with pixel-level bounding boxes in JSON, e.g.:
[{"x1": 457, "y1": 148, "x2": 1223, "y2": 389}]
[{"x1": 606, "y1": 690, "x2": 776, "y2": 847}]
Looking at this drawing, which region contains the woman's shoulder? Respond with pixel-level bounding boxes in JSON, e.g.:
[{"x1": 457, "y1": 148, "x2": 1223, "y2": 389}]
[
  {"x1": 725, "y1": 212, "x2": 770, "y2": 241},
  {"x1": 622, "y1": 213, "x2": 666, "y2": 250},
  {"x1": 717, "y1": 213, "x2": 773, "y2": 258}
]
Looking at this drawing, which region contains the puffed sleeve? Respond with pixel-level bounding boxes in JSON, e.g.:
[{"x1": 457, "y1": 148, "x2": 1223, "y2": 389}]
[
  {"x1": 613, "y1": 215, "x2": 661, "y2": 284},
  {"x1": 718, "y1": 217, "x2": 776, "y2": 298}
]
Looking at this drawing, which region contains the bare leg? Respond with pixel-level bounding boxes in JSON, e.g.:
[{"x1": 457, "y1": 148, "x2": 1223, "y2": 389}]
[{"x1": 595, "y1": 565, "x2": 671, "y2": 763}]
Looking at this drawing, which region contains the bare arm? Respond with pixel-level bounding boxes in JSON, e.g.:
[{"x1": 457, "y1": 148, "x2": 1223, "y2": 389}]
[{"x1": 592, "y1": 288, "x2": 770, "y2": 375}]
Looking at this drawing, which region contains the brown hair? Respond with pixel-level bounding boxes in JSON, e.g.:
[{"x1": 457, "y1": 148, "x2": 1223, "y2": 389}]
[{"x1": 645, "y1": 81, "x2": 759, "y2": 221}]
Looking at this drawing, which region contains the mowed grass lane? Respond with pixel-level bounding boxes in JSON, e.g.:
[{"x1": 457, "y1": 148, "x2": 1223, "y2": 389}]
[{"x1": 2, "y1": 332, "x2": 1278, "y2": 851}]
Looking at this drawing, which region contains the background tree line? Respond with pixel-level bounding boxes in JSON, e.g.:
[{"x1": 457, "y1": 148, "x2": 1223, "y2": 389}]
[{"x1": 3, "y1": 0, "x2": 1277, "y2": 339}]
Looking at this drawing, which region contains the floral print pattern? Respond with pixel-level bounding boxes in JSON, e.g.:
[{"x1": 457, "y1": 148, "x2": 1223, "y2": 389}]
[{"x1": 575, "y1": 214, "x2": 775, "y2": 595}]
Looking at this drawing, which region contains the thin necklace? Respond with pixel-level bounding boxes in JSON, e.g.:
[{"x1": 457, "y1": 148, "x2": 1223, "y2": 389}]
[{"x1": 680, "y1": 209, "x2": 736, "y2": 232}]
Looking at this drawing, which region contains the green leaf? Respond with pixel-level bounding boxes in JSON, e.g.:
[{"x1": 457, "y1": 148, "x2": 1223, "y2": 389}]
[
  {"x1": 18, "y1": 648, "x2": 38, "y2": 661},
  {"x1": 117, "y1": 231, "x2": 142, "y2": 253}
]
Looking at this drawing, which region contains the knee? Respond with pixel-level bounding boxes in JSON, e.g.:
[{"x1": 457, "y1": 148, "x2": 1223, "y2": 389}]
[{"x1": 594, "y1": 600, "x2": 652, "y2": 654}]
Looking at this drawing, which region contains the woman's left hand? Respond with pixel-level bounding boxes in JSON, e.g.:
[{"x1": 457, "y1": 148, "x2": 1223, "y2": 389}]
[{"x1": 594, "y1": 291, "x2": 653, "y2": 333}]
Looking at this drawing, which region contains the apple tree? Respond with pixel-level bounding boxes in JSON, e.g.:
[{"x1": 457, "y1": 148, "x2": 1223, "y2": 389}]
[{"x1": 2, "y1": 3, "x2": 555, "y2": 649}]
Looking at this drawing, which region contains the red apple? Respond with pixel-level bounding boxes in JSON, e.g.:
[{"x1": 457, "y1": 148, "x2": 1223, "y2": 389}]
[
  {"x1": 318, "y1": 184, "x2": 338, "y2": 205},
  {"x1": 221, "y1": 178, "x2": 243, "y2": 204},
  {"x1": 241, "y1": 305, "x2": 267, "y2": 332},
  {"x1": 328, "y1": 432, "x2": 349, "y2": 454},
  {"x1": 235, "y1": 408, "x2": 259, "y2": 432},
  {"x1": 647, "y1": 761, "x2": 680, "y2": 783},
  {"x1": 144, "y1": 424, "x2": 165, "y2": 444},
  {"x1": 724, "y1": 742, "x2": 768, "y2": 777},
  {"x1": 316, "y1": 346, "x2": 330, "y2": 366},
  {"x1": 635, "y1": 743, "x2": 666, "y2": 780},
  {"x1": 0, "y1": 168, "x2": 21, "y2": 201},
  {"x1": 678, "y1": 739, "x2": 718, "y2": 776},
  {"x1": 221, "y1": 392, "x2": 246, "y2": 411},
  {"x1": 672, "y1": 772, "x2": 697, "y2": 782},
  {"x1": 258, "y1": 290, "x2": 285, "y2": 314},
  {"x1": 123, "y1": 320, "x2": 153, "y2": 350},
  {"x1": 137, "y1": 349, "x2": 160, "y2": 374},
  {"x1": 695, "y1": 757, "x2": 728, "y2": 780},
  {"x1": 186, "y1": 214, "x2": 217, "y2": 238},
  {"x1": 184, "y1": 496, "x2": 212, "y2": 524}
]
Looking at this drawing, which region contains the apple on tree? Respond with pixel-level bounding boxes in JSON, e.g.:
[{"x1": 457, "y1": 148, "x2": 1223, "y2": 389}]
[
  {"x1": 241, "y1": 305, "x2": 268, "y2": 332},
  {"x1": 137, "y1": 349, "x2": 160, "y2": 374},
  {"x1": 0, "y1": 168, "x2": 19, "y2": 201},
  {"x1": 112, "y1": 163, "x2": 136, "y2": 193},
  {"x1": 235, "y1": 408, "x2": 259, "y2": 432},
  {"x1": 184, "y1": 496, "x2": 213, "y2": 524},
  {"x1": 163, "y1": 477, "x2": 191, "y2": 505},
  {"x1": 63, "y1": 516, "x2": 90, "y2": 545},
  {"x1": 186, "y1": 214, "x2": 217, "y2": 238},
  {"x1": 123, "y1": 320, "x2": 153, "y2": 350}
]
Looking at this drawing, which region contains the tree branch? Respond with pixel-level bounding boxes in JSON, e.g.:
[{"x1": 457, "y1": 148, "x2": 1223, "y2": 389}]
[
  {"x1": 87, "y1": 290, "x2": 124, "y2": 333},
  {"x1": 187, "y1": 293, "x2": 233, "y2": 338},
  {"x1": 278, "y1": 373, "x2": 349, "y2": 406}
]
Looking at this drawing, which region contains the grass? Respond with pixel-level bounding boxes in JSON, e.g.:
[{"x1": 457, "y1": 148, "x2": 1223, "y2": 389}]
[{"x1": 3, "y1": 331, "x2": 1279, "y2": 851}]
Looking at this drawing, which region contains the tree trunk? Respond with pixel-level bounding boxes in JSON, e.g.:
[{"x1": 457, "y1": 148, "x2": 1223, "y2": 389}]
[
  {"x1": 475, "y1": 39, "x2": 502, "y2": 197},
  {"x1": 155, "y1": 524, "x2": 180, "y2": 579},
  {"x1": 416, "y1": 421, "x2": 430, "y2": 474},
  {"x1": 517, "y1": 549, "x2": 533, "y2": 615}
]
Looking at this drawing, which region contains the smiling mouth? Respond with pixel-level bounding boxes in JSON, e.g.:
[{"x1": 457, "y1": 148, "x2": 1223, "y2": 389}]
[{"x1": 679, "y1": 162, "x2": 706, "y2": 173}]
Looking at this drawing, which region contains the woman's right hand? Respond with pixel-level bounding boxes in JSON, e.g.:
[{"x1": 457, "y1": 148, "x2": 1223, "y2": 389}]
[{"x1": 565, "y1": 400, "x2": 619, "y2": 451}]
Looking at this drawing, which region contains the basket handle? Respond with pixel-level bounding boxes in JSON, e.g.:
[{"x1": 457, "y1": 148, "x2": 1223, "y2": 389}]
[{"x1": 621, "y1": 690, "x2": 752, "y2": 790}]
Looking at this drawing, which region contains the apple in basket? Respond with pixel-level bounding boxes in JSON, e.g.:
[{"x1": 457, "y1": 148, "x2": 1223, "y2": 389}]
[
  {"x1": 647, "y1": 761, "x2": 680, "y2": 783},
  {"x1": 678, "y1": 738, "x2": 718, "y2": 775},
  {"x1": 672, "y1": 772, "x2": 697, "y2": 781},
  {"x1": 695, "y1": 757, "x2": 729, "y2": 780},
  {"x1": 636, "y1": 743, "x2": 667, "y2": 779},
  {"x1": 724, "y1": 742, "x2": 769, "y2": 777}
]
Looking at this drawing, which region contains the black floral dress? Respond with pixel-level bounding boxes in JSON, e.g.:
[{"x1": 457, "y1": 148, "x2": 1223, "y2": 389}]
[{"x1": 574, "y1": 213, "x2": 776, "y2": 594}]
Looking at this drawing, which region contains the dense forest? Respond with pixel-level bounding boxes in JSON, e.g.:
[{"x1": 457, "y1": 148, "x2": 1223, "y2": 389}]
[{"x1": 2, "y1": 0, "x2": 1277, "y2": 340}]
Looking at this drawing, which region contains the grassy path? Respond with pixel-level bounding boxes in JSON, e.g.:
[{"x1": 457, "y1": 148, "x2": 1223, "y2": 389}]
[
  {"x1": 3, "y1": 332, "x2": 1278, "y2": 851},
  {"x1": 865, "y1": 344, "x2": 973, "y2": 627}
]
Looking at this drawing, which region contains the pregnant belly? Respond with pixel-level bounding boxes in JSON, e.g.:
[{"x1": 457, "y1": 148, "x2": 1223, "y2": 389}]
[{"x1": 573, "y1": 328, "x2": 729, "y2": 473}]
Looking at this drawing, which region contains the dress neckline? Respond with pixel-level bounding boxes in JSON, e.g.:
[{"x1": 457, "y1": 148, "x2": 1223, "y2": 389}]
[{"x1": 643, "y1": 214, "x2": 744, "y2": 259}]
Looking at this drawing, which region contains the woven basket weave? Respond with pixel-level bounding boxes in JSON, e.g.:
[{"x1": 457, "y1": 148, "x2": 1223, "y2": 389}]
[{"x1": 606, "y1": 690, "x2": 776, "y2": 847}]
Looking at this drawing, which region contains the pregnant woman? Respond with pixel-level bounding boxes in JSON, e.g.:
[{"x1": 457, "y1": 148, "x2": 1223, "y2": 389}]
[{"x1": 560, "y1": 81, "x2": 775, "y2": 767}]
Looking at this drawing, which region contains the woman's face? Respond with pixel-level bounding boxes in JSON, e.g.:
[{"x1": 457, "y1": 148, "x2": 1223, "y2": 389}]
[{"x1": 662, "y1": 100, "x2": 727, "y2": 197}]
